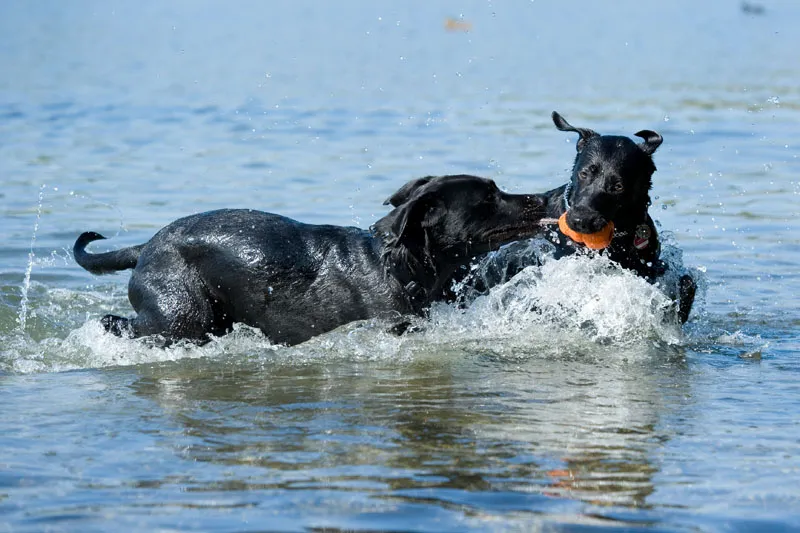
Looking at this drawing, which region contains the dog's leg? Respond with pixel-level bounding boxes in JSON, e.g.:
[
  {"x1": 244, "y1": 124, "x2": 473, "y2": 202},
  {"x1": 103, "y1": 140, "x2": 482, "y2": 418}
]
[
  {"x1": 100, "y1": 313, "x2": 188, "y2": 347},
  {"x1": 100, "y1": 311, "x2": 183, "y2": 340},
  {"x1": 677, "y1": 274, "x2": 697, "y2": 324},
  {"x1": 121, "y1": 256, "x2": 223, "y2": 343}
]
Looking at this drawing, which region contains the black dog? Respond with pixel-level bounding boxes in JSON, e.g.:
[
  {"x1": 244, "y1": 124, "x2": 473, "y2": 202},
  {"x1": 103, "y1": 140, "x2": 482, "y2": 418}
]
[
  {"x1": 465, "y1": 112, "x2": 696, "y2": 323},
  {"x1": 74, "y1": 175, "x2": 545, "y2": 345}
]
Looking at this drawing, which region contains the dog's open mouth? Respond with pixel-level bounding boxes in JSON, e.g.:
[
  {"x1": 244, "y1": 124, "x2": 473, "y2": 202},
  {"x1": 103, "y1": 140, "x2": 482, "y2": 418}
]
[{"x1": 557, "y1": 213, "x2": 614, "y2": 250}]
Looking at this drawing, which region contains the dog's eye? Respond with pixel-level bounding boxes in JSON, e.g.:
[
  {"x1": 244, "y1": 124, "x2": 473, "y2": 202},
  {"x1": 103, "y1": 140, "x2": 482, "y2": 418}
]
[
  {"x1": 612, "y1": 182, "x2": 624, "y2": 193},
  {"x1": 580, "y1": 165, "x2": 599, "y2": 181}
]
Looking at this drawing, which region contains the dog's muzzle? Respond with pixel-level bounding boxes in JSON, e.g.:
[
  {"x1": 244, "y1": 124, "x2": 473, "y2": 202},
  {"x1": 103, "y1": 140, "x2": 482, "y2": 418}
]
[{"x1": 565, "y1": 206, "x2": 610, "y2": 234}]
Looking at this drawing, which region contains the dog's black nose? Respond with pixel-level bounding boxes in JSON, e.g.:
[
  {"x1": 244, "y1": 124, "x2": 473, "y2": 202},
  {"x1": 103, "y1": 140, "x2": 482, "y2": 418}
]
[{"x1": 566, "y1": 207, "x2": 608, "y2": 234}]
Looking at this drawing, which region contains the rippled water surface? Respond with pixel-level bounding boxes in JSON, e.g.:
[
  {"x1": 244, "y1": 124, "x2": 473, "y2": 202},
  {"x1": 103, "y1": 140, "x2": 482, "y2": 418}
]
[{"x1": 1, "y1": 1, "x2": 799, "y2": 531}]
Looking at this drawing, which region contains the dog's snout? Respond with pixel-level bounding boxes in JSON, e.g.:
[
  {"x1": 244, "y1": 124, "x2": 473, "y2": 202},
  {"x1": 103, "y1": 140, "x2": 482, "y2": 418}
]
[
  {"x1": 566, "y1": 207, "x2": 608, "y2": 234},
  {"x1": 566, "y1": 212, "x2": 589, "y2": 233}
]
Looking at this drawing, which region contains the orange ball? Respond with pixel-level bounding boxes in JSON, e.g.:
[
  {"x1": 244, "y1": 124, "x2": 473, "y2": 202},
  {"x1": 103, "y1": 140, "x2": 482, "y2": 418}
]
[{"x1": 557, "y1": 213, "x2": 614, "y2": 250}]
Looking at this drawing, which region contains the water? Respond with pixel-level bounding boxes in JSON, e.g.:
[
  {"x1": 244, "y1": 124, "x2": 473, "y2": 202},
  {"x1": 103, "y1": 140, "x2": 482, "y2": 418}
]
[{"x1": 1, "y1": 1, "x2": 799, "y2": 530}]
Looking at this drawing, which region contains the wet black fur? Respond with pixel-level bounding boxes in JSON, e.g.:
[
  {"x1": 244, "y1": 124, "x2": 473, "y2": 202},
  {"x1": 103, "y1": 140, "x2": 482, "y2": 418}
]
[
  {"x1": 547, "y1": 111, "x2": 664, "y2": 277},
  {"x1": 74, "y1": 175, "x2": 545, "y2": 345},
  {"x1": 469, "y1": 112, "x2": 696, "y2": 323}
]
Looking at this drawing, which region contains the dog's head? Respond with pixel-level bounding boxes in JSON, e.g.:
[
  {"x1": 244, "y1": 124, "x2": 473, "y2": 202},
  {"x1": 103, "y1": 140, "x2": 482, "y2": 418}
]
[
  {"x1": 553, "y1": 111, "x2": 662, "y2": 234},
  {"x1": 373, "y1": 175, "x2": 544, "y2": 290}
]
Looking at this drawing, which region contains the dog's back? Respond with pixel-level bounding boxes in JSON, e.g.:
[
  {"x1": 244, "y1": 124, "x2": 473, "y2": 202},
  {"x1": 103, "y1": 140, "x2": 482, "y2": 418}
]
[{"x1": 131, "y1": 209, "x2": 401, "y2": 344}]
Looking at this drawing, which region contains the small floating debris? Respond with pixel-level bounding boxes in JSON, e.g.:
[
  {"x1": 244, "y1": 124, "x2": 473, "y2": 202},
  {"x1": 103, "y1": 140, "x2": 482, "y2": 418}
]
[{"x1": 444, "y1": 18, "x2": 472, "y2": 32}]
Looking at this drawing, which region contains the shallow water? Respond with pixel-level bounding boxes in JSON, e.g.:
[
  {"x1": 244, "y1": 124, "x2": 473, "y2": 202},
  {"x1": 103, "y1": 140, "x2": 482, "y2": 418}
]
[{"x1": 1, "y1": 1, "x2": 799, "y2": 531}]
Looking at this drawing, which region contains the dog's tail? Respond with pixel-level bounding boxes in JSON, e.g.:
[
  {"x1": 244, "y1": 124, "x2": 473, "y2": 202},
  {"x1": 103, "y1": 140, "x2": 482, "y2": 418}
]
[{"x1": 73, "y1": 232, "x2": 144, "y2": 275}]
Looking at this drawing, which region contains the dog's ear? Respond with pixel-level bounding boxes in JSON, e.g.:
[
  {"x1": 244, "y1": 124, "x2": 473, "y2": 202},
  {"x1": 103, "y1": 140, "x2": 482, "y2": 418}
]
[
  {"x1": 384, "y1": 176, "x2": 436, "y2": 207},
  {"x1": 389, "y1": 194, "x2": 445, "y2": 243},
  {"x1": 635, "y1": 130, "x2": 663, "y2": 156},
  {"x1": 552, "y1": 111, "x2": 598, "y2": 152},
  {"x1": 371, "y1": 193, "x2": 446, "y2": 282}
]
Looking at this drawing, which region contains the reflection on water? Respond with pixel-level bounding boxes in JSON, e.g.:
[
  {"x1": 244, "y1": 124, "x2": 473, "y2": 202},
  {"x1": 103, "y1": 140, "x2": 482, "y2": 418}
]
[{"x1": 125, "y1": 346, "x2": 690, "y2": 515}]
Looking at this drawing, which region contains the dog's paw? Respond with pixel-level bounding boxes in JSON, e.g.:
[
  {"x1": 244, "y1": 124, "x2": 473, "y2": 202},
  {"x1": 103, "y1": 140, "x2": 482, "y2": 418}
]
[
  {"x1": 100, "y1": 314, "x2": 133, "y2": 337},
  {"x1": 387, "y1": 320, "x2": 412, "y2": 336},
  {"x1": 386, "y1": 319, "x2": 426, "y2": 336}
]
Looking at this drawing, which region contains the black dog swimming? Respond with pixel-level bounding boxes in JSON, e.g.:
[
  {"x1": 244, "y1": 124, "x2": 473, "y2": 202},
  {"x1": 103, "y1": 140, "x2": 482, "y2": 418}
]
[
  {"x1": 74, "y1": 175, "x2": 545, "y2": 345},
  {"x1": 464, "y1": 112, "x2": 696, "y2": 323}
]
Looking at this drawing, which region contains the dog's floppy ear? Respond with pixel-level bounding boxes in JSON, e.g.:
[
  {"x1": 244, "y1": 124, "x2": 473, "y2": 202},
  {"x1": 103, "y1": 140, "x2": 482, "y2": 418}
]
[
  {"x1": 635, "y1": 130, "x2": 663, "y2": 156},
  {"x1": 552, "y1": 111, "x2": 598, "y2": 152},
  {"x1": 388, "y1": 194, "x2": 444, "y2": 244},
  {"x1": 383, "y1": 176, "x2": 436, "y2": 207}
]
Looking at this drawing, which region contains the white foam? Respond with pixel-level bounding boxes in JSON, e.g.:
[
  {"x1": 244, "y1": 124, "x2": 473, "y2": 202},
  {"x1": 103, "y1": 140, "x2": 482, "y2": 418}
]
[
  {"x1": 1, "y1": 246, "x2": 701, "y2": 373},
  {"x1": 423, "y1": 252, "x2": 685, "y2": 356},
  {"x1": 3, "y1": 321, "x2": 283, "y2": 374}
]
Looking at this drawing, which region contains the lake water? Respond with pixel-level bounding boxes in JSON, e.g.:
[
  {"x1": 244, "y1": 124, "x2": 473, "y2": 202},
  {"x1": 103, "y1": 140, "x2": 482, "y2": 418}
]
[{"x1": 1, "y1": 1, "x2": 799, "y2": 531}]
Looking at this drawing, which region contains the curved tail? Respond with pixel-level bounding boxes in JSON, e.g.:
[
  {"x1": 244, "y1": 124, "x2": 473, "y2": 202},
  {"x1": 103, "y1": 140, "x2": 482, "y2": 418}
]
[{"x1": 73, "y1": 232, "x2": 144, "y2": 275}]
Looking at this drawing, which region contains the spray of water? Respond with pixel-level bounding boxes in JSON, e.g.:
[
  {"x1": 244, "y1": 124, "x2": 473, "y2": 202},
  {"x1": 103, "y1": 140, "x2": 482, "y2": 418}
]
[
  {"x1": 428, "y1": 251, "x2": 685, "y2": 352},
  {"x1": 16, "y1": 184, "x2": 46, "y2": 335}
]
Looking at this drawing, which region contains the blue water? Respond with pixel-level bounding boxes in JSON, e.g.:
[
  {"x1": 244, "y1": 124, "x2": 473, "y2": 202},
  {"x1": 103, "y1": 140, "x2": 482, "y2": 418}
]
[{"x1": 1, "y1": 1, "x2": 799, "y2": 531}]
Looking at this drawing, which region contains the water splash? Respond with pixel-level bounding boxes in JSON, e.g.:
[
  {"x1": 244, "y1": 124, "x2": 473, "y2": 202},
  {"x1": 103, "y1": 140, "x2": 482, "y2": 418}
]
[
  {"x1": 428, "y1": 251, "x2": 686, "y2": 353},
  {"x1": 2, "y1": 240, "x2": 707, "y2": 373},
  {"x1": 16, "y1": 185, "x2": 46, "y2": 335}
]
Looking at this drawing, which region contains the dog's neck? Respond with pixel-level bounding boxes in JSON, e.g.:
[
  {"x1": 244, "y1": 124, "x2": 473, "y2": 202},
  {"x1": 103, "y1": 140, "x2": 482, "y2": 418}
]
[
  {"x1": 562, "y1": 180, "x2": 573, "y2": 211},
  {"x1": 374, "y1": 233, "x2": 461, "y2": 312}
]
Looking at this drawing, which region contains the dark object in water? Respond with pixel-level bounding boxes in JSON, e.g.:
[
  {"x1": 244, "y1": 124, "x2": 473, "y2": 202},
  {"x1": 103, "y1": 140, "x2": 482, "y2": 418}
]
[{"x1": 74, "y1": 175, "x2": 545, "y2": 345}]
